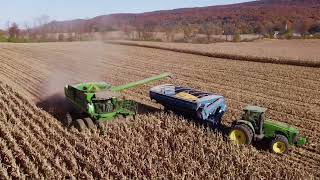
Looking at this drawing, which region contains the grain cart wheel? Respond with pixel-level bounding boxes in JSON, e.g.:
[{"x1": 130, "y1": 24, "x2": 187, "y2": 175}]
[
  {"x1": 74, "y1": 119, "x2": 86, "y2": 131},
  {"x1": 84, "y1": 118, "x2": 95, "y2": 130},
  {"x1": 229, "y1": 124, "x2": 253, "y2": 145},
  {"x1": 270, "y1": 135, "x2": 289, "y2": 154}
]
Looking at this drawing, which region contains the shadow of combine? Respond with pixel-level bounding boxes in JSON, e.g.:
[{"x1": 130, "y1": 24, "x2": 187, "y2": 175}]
[{"x1": 36, "y1": 93, "x2": 74, "y2": 123}]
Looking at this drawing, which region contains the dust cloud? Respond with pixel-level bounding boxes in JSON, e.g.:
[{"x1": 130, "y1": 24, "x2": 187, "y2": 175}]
[{"x1": 36, "y1": 41, "x2": 111, "y2": 120}]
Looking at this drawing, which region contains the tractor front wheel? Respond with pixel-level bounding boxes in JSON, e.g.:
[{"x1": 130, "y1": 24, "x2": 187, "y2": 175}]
[
  {"x1": 229, "y1": 124, "x2": 253, "y2": 145},
  {"x1": 270, "y1": 135, "x2": 289, "y2": 154}
]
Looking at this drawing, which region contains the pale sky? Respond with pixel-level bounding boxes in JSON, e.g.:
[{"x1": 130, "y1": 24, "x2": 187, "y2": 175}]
[{"x1": 1, "y1": 0, "x2": 251, "y2": 29}]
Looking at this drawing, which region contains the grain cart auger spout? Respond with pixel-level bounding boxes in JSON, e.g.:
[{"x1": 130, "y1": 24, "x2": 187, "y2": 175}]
[
  {"x1": 64, "y1": 73, "x2": 171, "y2": 131},
  {"x1": 229, "y1": 105, "x2": 306, "y2": 154}
]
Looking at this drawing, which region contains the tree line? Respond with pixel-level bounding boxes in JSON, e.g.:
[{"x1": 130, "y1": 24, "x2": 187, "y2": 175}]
[
  {"x1": 1, "y1": 16, "x2": 320, "y2": 43},
  {"x1": 122, "y1": 19, "x2": 320, "y2": 43}
]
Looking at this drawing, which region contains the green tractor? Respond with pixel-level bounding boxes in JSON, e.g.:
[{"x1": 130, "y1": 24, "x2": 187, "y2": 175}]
[
  {"x1": 64, "y1": 73, "x2": 171, "y2": 130},
  {"x1": 229, "y1": 106, "x2": 306, "y2": 154}
]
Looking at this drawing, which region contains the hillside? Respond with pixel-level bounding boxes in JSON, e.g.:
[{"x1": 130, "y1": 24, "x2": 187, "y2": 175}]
[{"x1": 45, "y1": 0, "x2": 320, "y2": 33}]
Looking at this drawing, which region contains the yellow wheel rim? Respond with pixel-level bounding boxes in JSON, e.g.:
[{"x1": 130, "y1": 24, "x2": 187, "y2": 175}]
[
  {"x1": 229, "y1": 130, "x2": 247, "y2": 144},
  {"x1": 273, "y1": 142, "x2": 286, "y2": 154}
]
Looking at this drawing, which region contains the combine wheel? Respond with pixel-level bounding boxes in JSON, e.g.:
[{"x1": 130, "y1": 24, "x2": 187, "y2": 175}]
[
  {"x1": 65, "y1": 112, "x2": 73, "y2": 127},
  {"x1": 84, "y1": 117, "x2": 95, "y2": 129},
  {"x1": 229, "y1": 124, "x2": 253, "y2": 145},
  {"x1": 74, "y1": 119, "x2": 86, "y2": 131},
  {"x1": 270, "y1": 135, "x2": 289, "y2": 154}
]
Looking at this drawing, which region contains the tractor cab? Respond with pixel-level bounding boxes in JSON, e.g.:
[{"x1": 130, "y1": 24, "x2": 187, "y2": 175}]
[{"x1": 242, "y1": 106, "x2": 266, "y2": 135}]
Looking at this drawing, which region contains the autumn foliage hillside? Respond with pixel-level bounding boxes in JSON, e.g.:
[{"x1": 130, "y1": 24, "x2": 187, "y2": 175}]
[{"x1": 46, "y1": 0, "x2": 320, "y2": 34}]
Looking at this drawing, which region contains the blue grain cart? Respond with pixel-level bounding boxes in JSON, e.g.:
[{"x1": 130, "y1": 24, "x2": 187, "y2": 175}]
[{"x1": 150, "y1": 84, "x2": 227, "y2": 127}]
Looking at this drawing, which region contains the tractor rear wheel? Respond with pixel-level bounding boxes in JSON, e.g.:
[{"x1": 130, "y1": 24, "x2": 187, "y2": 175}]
[
  {"x1": 229, "y1": 124, "x2": 253, "y2": 145},
  {"x1": 270, "y1": 135, "x2": 289, "y2": 154},
  {"x1": 74, "y1": 119, "x2": 86, "y2": 131},
  {"x1": 83, "y1": 118, "x2": 95, "y2": 129}
]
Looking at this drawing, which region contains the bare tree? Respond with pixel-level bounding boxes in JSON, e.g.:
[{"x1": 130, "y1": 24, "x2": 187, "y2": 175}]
[
  {"x1": 34, "y1": 15, "x2": 50, "y2": 41},
  {"x1": 23, "y1": 21, "x2": 33, "y2": 39},
  {"x1": 223, "y1": 23, "x2": 236, "y2": 41},
  {"x1": 58, "y1": 33, "x2": 65, "y2": 41},
  {"x1": 122, "y1": 24, "x2": 134, "y2": 39},
  {"x1": 200, "y1": 22, "x2": 222, "y2": 41},
  {"x1": 8, "y1": 23, "x2": 20, "y2": 39},
  {"x1": 263, "y1": 22, "x2": 276, "y2": 37},
  {"x1": 255, "y1": 23, "x2": 267, "y2": 37},
  {"x1": 141, "y1": 21, "x2": 157, "y2": 40},
  {"x1": 133, "y1": 21, "x2": 157, "y2": 40},
  {"x1": 5, "y1": 21, "x2": 10, "y2": 31},
  {"x1": 180, "y1": 23, "x2": 198, "y2": 42},
  {"x1": 293, "y1": 19, "x2": 311, "y2": 36},
  {"x1": 134, "y1": 24, "x2": 144, "y2": 40},
  {"x1": 163, "y1": 24, "x2": 177, "y2": 42},
  {"x1": 36, "y1": 15, "x2": 50, "y2": 27}
]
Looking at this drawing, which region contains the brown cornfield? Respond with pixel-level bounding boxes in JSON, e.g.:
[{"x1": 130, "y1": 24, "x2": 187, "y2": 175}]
[
  {"x1": 108, "y1": 39, "x2": 320, "y2": 67},
  {"x1": 0, "y1": 41, "x2": 319, "y2": 179}
]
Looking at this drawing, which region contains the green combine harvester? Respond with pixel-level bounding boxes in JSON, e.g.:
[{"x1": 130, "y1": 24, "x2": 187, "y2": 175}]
[
  {"x1": 64, "y1": 73, "x2": 170, "y2": 130},
  {"x1": 229, "y1": 105, "x2": 306, "y2": 154}
]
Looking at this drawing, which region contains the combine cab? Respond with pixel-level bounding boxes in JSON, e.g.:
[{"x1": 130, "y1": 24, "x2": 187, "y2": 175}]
[
  {"x1": 64, "y1": 73, "x2": 171, "y2": 130},
  {"x1": 150, "y1": 84, "x2": 227, "y2": 127}
]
